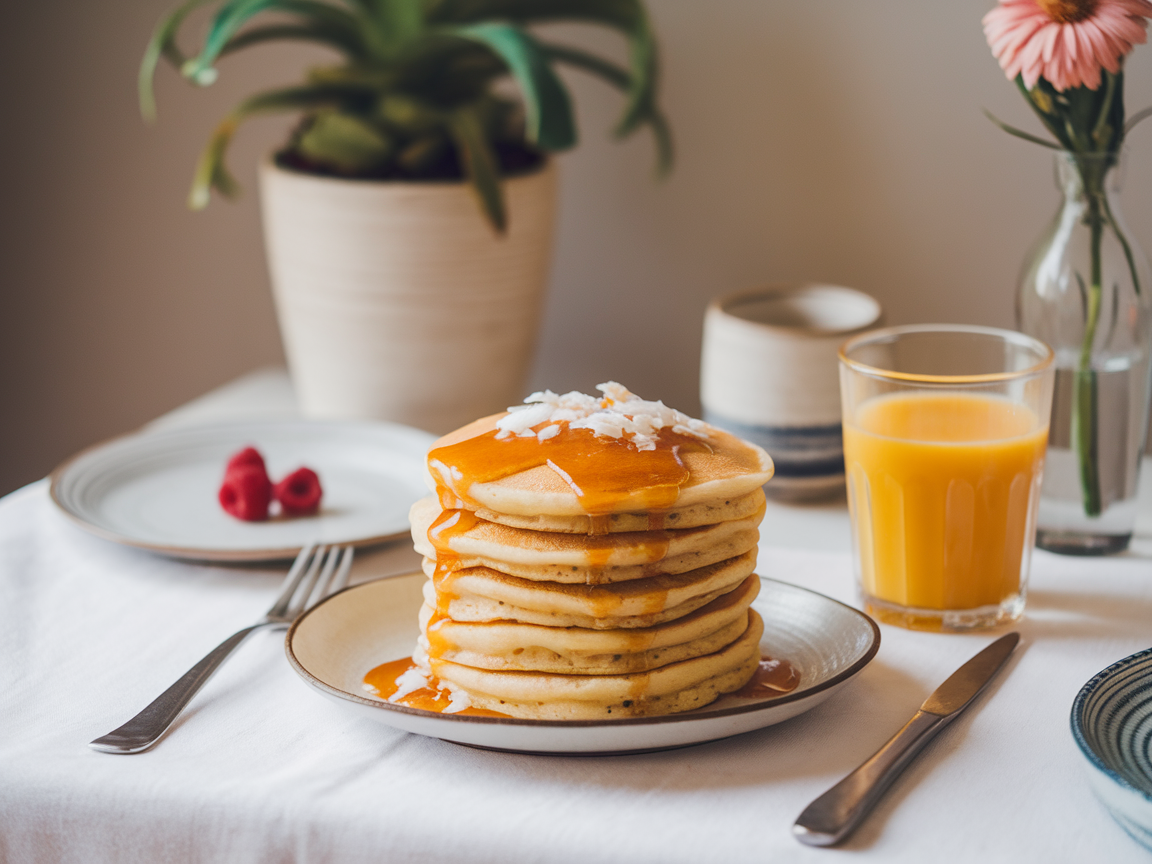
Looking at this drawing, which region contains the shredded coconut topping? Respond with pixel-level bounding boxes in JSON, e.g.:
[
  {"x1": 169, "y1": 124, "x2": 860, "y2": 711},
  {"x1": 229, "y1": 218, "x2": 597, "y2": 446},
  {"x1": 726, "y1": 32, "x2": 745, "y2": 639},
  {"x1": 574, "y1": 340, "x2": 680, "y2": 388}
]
[
  {"x1": 395, "y1": 642, "x2": 473, "y2": 714},
  {"x1": 388, "y1": 666, "x2": 432, "y2": 704},
  {"x1": 494, "y1": 382, "x2": 710, "y2": 451}
]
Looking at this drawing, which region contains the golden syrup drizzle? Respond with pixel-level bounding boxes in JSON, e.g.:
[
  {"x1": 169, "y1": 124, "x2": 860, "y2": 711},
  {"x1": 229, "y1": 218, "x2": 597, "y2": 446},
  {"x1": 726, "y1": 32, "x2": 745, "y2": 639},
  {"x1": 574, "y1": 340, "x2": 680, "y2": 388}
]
[
  {"x1": 423, "y1": 611, "x2": 454, "y2": 661},
  {"x1": 626, "y1": 671, "x2": 651, "y2": 704},
  {"x1": 363, "y1": 657, "x2": 509, "y2": 717},
  {"x1": 588, "y1": 514, "x2": 612, "y2": 535},
  {"x1": 733, "y1": 656, "x2": 801, "y2": 699},
  {"x1": 427, "y1": 424, "x2": 715, "y2": 518},
  {"x1": 639, "y1": 587, "x2": 671, "y2": 617},
  {"x1": 647, "y1": 511, "x2": 669, "y2": 532},
  {"x1": 426, "y1": 508, "x2": 482, "y2": 614}
]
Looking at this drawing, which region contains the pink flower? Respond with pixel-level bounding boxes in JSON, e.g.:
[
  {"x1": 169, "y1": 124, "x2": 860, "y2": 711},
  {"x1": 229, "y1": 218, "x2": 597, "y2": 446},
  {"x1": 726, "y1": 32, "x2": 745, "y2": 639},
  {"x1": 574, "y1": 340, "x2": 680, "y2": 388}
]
[{"x1": 984, "y1": 0, "x2": 1152, "y2": 91}]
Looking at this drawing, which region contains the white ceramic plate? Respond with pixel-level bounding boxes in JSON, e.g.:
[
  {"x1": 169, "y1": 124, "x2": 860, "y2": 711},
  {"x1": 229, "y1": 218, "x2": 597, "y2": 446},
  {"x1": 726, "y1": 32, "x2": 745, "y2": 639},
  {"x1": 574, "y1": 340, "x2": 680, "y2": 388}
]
[
  {"x1": 50, "y1": 420, "x2": 435, "y2": 561},
  {"x1": 286, "y1": 573, "x2": 880, "y2": 755}
]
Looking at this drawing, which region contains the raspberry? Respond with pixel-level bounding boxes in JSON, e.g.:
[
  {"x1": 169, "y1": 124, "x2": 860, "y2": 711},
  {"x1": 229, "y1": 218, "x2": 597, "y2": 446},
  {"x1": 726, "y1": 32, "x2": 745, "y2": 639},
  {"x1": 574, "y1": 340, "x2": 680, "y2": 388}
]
[
  {"x1": 226, "y1": 446, "x2": 267, "y2": 475},
  {"x1": 274, "y1": 467, "x2": 323, "y2": 516},
  {"x1": 219, "y1": 465, "x2": 273, "y2": 521}
]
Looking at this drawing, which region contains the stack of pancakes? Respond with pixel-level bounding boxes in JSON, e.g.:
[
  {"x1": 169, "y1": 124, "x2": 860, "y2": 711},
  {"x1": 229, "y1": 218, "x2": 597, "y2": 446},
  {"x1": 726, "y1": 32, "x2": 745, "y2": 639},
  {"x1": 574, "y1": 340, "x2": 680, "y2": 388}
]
[{"x1": 404, "y1": 385, "x2": 775, "y2": 720}]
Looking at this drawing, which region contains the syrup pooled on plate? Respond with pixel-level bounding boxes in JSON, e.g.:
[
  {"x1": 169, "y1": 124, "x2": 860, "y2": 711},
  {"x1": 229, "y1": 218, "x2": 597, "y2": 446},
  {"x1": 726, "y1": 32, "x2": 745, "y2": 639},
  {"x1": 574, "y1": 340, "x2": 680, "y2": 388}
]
[
  {"x1": 733, "y1": 656, "x2": 801, "y2": 699},
  {"x1": 363, "y1": 657, "x2": 509, "y2": 718}
]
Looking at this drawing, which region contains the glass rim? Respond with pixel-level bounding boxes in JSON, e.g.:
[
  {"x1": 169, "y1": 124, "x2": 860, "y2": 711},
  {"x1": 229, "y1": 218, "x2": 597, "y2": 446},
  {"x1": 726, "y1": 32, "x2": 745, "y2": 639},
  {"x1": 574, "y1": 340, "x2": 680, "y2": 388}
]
[{"x1": 838, "y1": 323, "x2": 1054, "y2": 384}]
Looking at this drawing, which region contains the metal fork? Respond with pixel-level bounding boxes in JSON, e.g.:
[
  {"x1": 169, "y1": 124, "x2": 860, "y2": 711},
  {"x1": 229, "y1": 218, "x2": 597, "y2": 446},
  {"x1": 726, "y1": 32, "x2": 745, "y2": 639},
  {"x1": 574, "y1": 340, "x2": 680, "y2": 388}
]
[{"x1": 89, "y1": 543, "x2": 354, "y2": 755}]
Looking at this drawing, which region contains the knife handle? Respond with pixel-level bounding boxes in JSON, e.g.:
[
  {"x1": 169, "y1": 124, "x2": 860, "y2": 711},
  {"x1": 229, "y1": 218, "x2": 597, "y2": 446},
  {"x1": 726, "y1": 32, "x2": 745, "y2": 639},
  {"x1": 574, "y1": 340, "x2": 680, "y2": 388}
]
[{"x1": 793, "y1": 709, "x2": 949, "y2": 847}]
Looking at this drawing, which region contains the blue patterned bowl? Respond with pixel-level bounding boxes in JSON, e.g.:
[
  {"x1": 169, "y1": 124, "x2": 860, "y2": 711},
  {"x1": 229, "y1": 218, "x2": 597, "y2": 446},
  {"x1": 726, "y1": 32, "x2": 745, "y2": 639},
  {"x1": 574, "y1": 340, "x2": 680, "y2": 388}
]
[{"x1": 1071, "y1": 647, "x2": 1152, "y2": 850}]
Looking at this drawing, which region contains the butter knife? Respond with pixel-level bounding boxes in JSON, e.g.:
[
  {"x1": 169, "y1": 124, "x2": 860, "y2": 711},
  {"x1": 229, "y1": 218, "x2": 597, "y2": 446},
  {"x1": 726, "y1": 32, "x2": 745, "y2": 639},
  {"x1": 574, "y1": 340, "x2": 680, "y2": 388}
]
[{"x1": 793, "y1": 631, "x2": 1020, "y2": 847}]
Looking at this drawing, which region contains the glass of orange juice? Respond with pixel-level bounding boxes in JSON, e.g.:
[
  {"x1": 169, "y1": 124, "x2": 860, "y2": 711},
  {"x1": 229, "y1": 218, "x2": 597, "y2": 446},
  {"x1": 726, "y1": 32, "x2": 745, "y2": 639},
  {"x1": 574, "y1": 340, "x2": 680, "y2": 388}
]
[{"x1": 839, "y1": 325, "x2": 1055, "y2": 631}]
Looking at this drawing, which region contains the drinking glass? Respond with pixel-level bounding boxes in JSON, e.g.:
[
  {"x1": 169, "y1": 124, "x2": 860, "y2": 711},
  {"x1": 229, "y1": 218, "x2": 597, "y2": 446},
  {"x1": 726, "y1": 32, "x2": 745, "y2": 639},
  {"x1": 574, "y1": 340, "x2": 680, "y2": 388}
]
[{"x1": 839, "y1": 325, "x2": 1055, "y2": 631}]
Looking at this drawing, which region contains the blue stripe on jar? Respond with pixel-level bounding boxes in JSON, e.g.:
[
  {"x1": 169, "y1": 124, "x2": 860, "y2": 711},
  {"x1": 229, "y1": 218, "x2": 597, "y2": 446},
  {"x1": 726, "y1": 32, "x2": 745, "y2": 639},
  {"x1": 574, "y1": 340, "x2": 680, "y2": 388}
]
[{"x1": 704, "y1": 411, "x2": 844, "y2": 478}]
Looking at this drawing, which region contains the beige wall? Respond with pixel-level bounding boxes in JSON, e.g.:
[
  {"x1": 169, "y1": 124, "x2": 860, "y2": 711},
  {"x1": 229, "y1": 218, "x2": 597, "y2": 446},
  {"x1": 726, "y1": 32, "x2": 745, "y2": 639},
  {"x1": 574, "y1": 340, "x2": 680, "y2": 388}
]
[{"x1": 2, "y1": 1, "x2": 1150, "y2": 495}]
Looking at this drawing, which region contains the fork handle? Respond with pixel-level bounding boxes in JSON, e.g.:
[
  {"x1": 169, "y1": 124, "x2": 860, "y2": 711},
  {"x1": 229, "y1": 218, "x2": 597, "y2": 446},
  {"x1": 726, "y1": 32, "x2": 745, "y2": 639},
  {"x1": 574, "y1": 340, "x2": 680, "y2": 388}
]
[{"x1": 89, "y1": 623, "x2": 271, "y2": 754}]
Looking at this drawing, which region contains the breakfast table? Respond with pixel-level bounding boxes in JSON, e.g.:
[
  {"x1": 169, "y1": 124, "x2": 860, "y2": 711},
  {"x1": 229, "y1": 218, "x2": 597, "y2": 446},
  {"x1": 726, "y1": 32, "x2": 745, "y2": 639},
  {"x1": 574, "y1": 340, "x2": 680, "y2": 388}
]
[{"x1": 3, "y1": 367, "x2": 1151, "y2": 863}]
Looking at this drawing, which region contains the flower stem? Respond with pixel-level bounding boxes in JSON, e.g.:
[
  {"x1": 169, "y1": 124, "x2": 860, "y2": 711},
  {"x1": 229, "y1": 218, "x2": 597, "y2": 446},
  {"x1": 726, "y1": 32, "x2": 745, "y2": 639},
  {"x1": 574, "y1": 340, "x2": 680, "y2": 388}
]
[{"x1": 1074, "y1": 190, "x2": 1105, "y2": 517}]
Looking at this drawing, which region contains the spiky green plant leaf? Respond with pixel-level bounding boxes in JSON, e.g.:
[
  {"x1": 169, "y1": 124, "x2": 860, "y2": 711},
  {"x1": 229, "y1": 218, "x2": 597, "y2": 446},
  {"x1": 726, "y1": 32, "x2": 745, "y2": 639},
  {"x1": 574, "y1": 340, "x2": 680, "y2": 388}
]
[
  {"x1": 542, "y1": 43, "x2": 670, "y2": 174},
  {"x1": 376, "y1": 93, "x2": 443, "y2": 134},
  {"x1": 181, "y1": 0, "x2": 367, "y2": 84},
  {"x1": 445, "y1": 23, "x2": 575, "y2": 151},
  {"x1": 296, "y1": 111, "x2": 396, "y2": 173},
  {"x1": 448, "y1": 104, "x2": 506, "y2": 231},
  {"x1": 220, "y1": 22, "x2": 368, "y2": 57},
  {"x1": 429, "y1": 0, "x2": 655, "y2": 135},
  {"x1": 147, "y1": 0, "x2": 670, "y2": 229},
  {"x1": 189, "y1": 84, "x2": 363, "y2": 207},
  {"x1": 368, "y1": 0, "x2": 424, "y2": 53},
  {"x1": 140, "y1": 0, "x2": 218, "y2": 121}
]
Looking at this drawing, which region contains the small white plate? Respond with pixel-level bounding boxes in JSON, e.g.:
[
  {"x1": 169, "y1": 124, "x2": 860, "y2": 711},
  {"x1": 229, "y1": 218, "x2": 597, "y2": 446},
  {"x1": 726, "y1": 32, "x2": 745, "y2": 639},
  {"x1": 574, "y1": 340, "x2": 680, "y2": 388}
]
[
  {"x1": 50, "y1": 420, "x2": 435, "y2": 561},
  {"x1": 286, "y1": 573, "x2": 880, "y2": 755}
]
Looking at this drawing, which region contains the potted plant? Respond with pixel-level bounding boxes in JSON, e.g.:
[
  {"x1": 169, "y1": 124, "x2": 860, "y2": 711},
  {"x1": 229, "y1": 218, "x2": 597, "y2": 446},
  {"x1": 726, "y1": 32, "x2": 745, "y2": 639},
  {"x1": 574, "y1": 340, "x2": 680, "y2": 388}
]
[{"x1": 142, "y1": 0, "x2": 671, "y2": 432}]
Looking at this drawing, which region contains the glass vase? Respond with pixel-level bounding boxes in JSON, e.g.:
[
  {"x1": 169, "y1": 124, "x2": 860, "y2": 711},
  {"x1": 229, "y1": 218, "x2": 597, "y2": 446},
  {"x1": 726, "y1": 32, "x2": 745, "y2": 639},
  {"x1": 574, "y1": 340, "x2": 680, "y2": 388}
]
[{"x1": 1016, "y1": 151, "x2": 1152, "y2": 555}]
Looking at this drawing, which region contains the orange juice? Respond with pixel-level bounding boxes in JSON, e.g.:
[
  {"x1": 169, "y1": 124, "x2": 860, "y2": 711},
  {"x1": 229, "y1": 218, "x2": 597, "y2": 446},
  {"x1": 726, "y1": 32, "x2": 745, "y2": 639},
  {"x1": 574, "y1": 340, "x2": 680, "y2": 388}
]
[{"x1": 843, "y1": 392, "x2": 1048, "y2": 622}]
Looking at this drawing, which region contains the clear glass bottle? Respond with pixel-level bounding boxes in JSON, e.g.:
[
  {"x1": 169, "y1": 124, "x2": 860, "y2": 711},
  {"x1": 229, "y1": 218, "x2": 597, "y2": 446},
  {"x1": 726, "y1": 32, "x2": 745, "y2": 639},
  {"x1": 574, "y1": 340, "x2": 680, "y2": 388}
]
[{"x1": 1017, "y1": 151, "x2": 1152, "y2": 555}]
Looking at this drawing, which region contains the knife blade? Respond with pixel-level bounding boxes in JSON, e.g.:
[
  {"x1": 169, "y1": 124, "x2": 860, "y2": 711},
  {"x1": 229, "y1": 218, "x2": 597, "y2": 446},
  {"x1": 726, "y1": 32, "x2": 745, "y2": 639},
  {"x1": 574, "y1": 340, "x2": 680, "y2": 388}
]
[{"x1": 792, "y1": 631, "x2": 1020, "y2": 847}]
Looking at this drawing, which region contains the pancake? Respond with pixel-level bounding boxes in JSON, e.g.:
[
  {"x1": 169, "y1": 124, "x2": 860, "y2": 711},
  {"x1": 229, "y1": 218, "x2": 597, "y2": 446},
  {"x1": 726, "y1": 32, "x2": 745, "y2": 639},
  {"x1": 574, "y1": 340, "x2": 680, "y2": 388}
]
[
  {"x1": 426, "y1": 412, "x2": 774, "y2": 518},
  {"x1": 411, "y1": 496, "x2": 763, "y2": 582},
  {"x1": 421, "y1": 551, "x2": 755, "y2": 620},
  {"x1": 418, "y1": 575, "x2": 760, "y2": 674},
  {"x1": 382, "y1": 383, "x2": 775, "y2": 722},
  {"x1": 472, "y1": 488, "x2": 766, "y2": 535},
  {"x1": 422, "y1": 573, "x2": 750, "y2": 630},
  {"x1": 422, "y1": 612, "x2": 750, "y2": 675},
  {"x1": 426, "y1": 610, "x2": 764, "y2": 719}
]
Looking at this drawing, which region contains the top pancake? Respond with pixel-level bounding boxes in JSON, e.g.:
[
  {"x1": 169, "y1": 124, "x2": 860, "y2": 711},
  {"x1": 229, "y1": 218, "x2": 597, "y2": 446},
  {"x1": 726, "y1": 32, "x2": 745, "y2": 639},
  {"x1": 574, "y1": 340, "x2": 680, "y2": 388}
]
[{"x1": 425, "y1": 413, "x2": 774, "y2": 518}]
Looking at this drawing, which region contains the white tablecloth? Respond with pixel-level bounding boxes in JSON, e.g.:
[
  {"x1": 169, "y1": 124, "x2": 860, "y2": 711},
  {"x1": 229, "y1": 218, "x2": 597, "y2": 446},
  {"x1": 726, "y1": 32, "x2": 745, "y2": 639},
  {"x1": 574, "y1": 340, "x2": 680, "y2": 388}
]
[{"x1": 3, "y1": 477, "x2": 1151, "y2": 863}]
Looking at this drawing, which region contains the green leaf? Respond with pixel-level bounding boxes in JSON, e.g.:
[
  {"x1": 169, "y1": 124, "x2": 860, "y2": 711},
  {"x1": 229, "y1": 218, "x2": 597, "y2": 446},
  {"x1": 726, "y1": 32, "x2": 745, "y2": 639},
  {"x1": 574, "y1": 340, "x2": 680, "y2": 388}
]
[
  {"x1": 445, "y1": 23, "x2": 575, "y2": 151},
  {"x1": 182, "y1": 0, "x2": 367, "y2": 85},
  {"x1": 377, "y1": 93, "x2": 444, "y2": 135},
  {"x1": 982, "y1": 109, "x2": 1061, "y2": 150},
  {"x1": 1014, "y1": 75, "x2": 1074, "y2": 150},
  {"x1": 396, "y1": 133, "x2": 450, "y2": 172},
  {"x1": 221, "y1": 21, "x2": 367, "y2": 58},
  {"x1": 307, "y1": 63, "x2": 398, "y2": 89},
  {"x1": 448, "y1": 104, "x2": 506, "y2": 231},
  {"x1": 391, "y1": 37, "x2": 506, "y2": 104},
  {"x1": 188, "y1": 84, "x2": 359, "y2": 208},
  {"x1": 296, "y1": 111, "x2": 395, "y2": 173},
  {"x1": 139, "y1": 0, "x2": 217, "y2": 122},
  {"x1": 429, "y1": 0, "x2": 656, "y2": 137},
  {"x1": 369, "y1": 0, "x2": 424, "y2": 53},
  {"x1": 543, "y1": 43, "x2": 671, "y2": 175}
]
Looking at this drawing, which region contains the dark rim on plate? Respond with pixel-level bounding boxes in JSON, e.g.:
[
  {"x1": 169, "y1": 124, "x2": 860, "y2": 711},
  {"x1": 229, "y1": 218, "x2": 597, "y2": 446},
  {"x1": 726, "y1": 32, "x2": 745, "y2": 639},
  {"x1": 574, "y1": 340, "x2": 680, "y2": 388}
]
[
  {"x1": 1070, "y1": 645, "x2": 1152, "y2": 803},
  {"x1": 284, "y1": 574, "x2": 882, "y2": 728}
]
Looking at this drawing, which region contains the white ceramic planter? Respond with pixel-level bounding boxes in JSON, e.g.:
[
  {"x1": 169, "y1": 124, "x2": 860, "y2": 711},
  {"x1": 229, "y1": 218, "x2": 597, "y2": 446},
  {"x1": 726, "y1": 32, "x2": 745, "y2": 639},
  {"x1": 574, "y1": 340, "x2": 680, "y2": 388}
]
[{"x1": 259, "y1": 158, "x2": 558, "y2": 433}]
